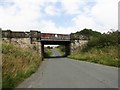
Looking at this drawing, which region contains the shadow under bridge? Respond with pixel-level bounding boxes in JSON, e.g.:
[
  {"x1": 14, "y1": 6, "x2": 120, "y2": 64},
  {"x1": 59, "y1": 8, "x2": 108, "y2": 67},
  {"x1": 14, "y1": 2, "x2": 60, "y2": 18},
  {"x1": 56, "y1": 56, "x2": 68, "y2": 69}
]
[{"x1": 40, "y1": 33, "x2": 71, "y2": 60}]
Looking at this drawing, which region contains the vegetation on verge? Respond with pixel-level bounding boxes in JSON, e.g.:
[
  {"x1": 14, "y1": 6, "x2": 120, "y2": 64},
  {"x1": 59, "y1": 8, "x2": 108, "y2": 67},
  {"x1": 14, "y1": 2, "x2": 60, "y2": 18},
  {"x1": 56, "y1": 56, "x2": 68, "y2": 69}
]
[
  {"x1": 44, "y1": 46, "x2": 52, "y2": 57},
  {"x1": 68, "y1": 29, "x2": 119, "y2": 67},
  {"x1": 56, "y1": 45, "x2": 65, "y2": 56},
  {"x1": 68, "y1": 46, "x2": 119, "y2": 67},
  {"x1": 2, "y1": 41, "x2": 41, "y2": 88}
]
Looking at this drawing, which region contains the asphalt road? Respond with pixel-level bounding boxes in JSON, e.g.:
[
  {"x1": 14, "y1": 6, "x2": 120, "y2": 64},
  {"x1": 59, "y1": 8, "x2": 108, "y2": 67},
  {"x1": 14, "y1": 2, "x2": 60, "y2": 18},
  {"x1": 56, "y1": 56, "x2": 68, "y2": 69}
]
[{"x1": 17, "y1": 48, "x2": 118, "y2": 88}]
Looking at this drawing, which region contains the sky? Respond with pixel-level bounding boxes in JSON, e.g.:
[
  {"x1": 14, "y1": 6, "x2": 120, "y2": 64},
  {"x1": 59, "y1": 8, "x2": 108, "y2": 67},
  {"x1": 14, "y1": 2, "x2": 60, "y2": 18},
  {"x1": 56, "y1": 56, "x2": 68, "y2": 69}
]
[{"x1": 0, "y1": 0, "x2": 119, "y2": 34}]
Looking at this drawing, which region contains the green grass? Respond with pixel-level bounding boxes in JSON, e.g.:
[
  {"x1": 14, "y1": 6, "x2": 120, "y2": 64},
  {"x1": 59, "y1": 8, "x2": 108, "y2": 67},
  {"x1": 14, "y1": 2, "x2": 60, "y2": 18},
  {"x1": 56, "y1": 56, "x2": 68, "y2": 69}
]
[
  {"x1": 44, "y1": 48, "x2": 52, "y2": 57},
  {"x1": 2, "y1": 41, "x2": 42, "y2": 88},
  {"x1": 68, "y1": 46, "x2": 119, "y2": 67},
  {"x1": 56, "y1": 48, "x2": 65, "y2": 56}
]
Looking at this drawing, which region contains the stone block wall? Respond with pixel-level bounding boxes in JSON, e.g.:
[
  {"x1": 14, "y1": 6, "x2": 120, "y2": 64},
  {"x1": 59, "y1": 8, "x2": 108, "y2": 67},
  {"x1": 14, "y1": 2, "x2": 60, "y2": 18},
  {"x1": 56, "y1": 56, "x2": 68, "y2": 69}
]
[{"x1": 70, "y1": 40, "x2": 88, "y2": 54}]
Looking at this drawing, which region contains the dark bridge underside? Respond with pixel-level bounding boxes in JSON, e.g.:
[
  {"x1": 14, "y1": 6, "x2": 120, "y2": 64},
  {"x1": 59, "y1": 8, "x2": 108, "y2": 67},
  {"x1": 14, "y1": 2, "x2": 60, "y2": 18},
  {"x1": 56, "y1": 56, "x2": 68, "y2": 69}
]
[
  {"x1": 41, "y1": 40, "x2": 71, "y2": 45},
  {"x1": 40, "y1": 40, "x2": 71, "y2": 60}
]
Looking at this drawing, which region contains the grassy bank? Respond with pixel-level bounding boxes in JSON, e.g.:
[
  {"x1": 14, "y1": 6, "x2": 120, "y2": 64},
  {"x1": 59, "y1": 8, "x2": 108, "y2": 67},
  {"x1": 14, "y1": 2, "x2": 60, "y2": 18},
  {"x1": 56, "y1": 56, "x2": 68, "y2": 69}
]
[
  {"x1": 68, "y1": 46, "x2": 119, "y2": 67},
  {"x1": 2, "y1": 41, "x2": 41, "y2": 88},
  {"x1": 56, "y1": 48, "x2": 65, "y2": 56},
  {"x1": 56, "y1": 45, "x2": 65, "y2": 56},
  {"x1": 44, "y1": 47, "x2": 52, "y2": 57}
]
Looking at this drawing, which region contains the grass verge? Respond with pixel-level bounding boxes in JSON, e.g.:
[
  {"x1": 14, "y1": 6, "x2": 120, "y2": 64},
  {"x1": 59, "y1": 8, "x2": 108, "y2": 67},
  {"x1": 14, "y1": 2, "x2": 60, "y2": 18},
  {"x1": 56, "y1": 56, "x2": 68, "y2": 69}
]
[
  {"x1": 56, "y1": 48, "x2": 65, "y2": 56},
  {"x1": 44, "y1": 48, "x2": 52, "y2": 57},
  {"x1": 2, "y1": 41, "x2": 41, "y2": 88},
  {"x1": 68, "y1": 46, "x2": 119, "y2": 67}
]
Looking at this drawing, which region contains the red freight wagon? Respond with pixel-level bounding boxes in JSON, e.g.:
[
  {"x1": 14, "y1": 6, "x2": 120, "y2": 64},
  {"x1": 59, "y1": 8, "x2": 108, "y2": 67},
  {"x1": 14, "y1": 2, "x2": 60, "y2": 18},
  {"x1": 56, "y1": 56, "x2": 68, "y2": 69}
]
[{"x1": 41, "y1": 33, "x2": 55, "y2": 38}]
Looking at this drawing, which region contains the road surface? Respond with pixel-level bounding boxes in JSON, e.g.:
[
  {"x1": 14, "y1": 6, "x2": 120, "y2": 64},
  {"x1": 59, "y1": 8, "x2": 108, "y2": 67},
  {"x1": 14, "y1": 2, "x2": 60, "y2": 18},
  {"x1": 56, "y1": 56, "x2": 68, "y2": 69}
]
[{"x1": 17, "y1": 48, "x2": 118, "y2": 88}]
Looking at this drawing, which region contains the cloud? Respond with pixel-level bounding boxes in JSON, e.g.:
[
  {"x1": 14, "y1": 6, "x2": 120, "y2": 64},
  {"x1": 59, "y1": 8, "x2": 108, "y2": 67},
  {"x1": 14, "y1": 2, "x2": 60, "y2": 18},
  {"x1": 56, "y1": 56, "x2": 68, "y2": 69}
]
[
  {"x1": 39, "y1": 20, "x2": 74, "y2": 34},
  {"x1": 39, "y1": 20, "x2": 57, "y2": 33},
  {"x1": 0, "y1": 0, "x2": 118, "y2": 34},
  {"x1": 72, "y1": 15, "x2": 95, "y2": 29},
  {"x1": 44, "y1": 5, "x2": 60, "y2": 16},
  {"x1": 60, "y1": 0, "x2": 84, "y2": 15},
  {"x1": 91, "y1": 0, "x2": 118, "y2": 31},
  {"x1": 0, "y1": 0, "x2": 43, "y2": 30},
  {"x1": 70, "y1": 0, "x2": 119, "y2": 33}
]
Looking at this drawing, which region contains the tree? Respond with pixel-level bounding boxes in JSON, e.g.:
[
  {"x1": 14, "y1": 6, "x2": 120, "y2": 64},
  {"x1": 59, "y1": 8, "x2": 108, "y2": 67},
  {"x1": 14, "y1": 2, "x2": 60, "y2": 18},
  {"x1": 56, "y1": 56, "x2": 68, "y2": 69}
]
[{"x1": 76, "y1": 28, "x2": 101, "y2": 39}]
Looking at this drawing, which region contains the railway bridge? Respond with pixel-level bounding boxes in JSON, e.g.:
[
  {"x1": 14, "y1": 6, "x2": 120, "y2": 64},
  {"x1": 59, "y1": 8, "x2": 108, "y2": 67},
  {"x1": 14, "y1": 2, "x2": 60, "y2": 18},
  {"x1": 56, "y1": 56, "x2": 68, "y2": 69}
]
[{"x1": 2, "y1": 29, "x2": 88, "y2": 60}]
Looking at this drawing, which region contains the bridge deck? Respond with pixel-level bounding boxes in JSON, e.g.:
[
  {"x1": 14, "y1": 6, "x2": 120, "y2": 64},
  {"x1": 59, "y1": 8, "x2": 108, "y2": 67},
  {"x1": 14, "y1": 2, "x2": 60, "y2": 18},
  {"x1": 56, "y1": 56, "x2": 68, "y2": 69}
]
[{"x1": 41, "y1": 33, "x2": 70, "y2": 41}]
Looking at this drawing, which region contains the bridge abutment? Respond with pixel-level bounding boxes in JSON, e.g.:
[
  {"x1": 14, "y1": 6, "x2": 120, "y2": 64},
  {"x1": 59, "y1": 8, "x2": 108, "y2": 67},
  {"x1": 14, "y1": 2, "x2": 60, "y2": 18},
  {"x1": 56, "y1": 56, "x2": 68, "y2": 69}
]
[
  {"x1": 41, "y1": 43, "x2": 44, "y2": 61},
  {"x1": 70, "y1": 40, "x2": 88, "y2": 54},
  {"x1": 65, "y1": 43, "x2": 71, "y2": 56},
  {"x1": 70, "y1": 33, "x2": 88, "y2": 54}
]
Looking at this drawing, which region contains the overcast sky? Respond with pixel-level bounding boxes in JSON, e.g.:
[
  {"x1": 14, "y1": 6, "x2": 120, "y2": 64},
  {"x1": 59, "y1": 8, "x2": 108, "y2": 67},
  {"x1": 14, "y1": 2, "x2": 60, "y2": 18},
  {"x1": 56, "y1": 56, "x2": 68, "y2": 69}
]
[{"x1": 0, "y1": 0, "x2": 118, "y2": 34}]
